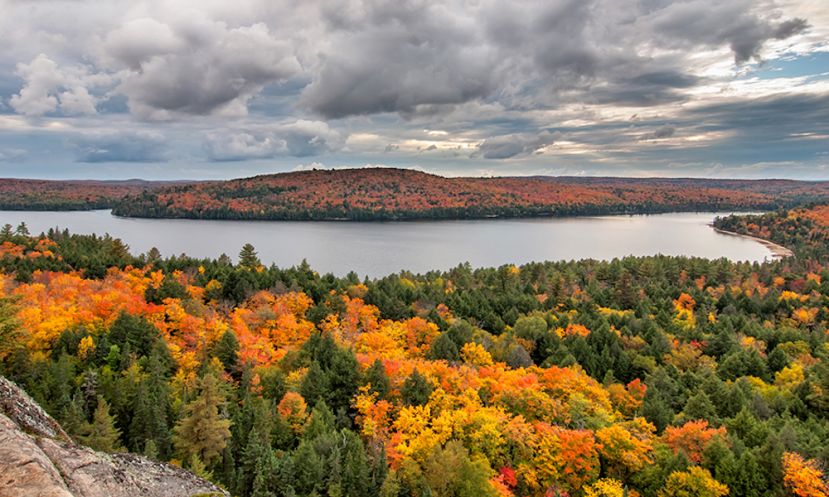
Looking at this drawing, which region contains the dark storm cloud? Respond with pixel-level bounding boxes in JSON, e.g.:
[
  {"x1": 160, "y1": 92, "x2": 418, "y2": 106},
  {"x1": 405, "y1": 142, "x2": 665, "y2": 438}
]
[
  {"x1": 647, "y1": 0, "x2": 808, "y2": 63},
  {"x1": 73, "y1": 132, "x2": 168, "y2": 163},
  {"x1": 298, "y1": 0, "x2": 808, "y2": 119},
  {"x1": 687, "y1": 93, "x2": 829, "y2": 133},
  {"x1": 300, "y1": 2, "x2": 497, "y2": 119}
]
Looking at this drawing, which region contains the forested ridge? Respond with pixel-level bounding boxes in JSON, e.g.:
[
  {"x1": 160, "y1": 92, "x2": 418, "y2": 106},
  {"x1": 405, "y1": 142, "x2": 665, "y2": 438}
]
[
  {"x1": 1, "y1": 206, "x2": 829, "y2": 496},
  {"x1": 111, "y1": 168, "x2": 829, "y2": 221},
  {"x1": 0, "y1": 178, "x2": 176, "y2": 210}
]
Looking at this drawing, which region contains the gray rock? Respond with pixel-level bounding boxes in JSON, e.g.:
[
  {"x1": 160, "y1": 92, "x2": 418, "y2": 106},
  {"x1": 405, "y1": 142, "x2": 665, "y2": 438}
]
[{"x1": 0, "y1": 376, "x2": 228, "y2": 497}]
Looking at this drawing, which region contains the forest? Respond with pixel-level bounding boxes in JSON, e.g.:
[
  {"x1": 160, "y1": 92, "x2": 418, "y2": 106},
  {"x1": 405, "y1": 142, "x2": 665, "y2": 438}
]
[
  {"x1": 0, "y1": 179, "x2": 172, "y2": 211},
  {"x1": 1, "y1": 204, "x2": 829, "y2": 497},
  {"x1": 110, "y1": 168, "x2": 829, "y2": 221}
]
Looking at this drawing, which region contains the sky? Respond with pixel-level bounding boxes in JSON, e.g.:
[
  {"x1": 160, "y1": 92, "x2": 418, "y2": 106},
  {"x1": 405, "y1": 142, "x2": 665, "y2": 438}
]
[{"x1": 0, "y1": 0, "x2": 827, "y2": 180}]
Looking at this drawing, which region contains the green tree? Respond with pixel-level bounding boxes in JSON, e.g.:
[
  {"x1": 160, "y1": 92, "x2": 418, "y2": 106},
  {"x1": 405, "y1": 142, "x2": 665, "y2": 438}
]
[
  {"x1": 214, "y1": 330, "x2": 241, "y2": 377},
  {"x1": 420, "y1": 440, "x2": 497, "y2": 497},
  {"x1": 401, "y1": 369, "x2": 433, "y2": 407},
  {"x1": 80, "y1": 396, "x2": 123, "y2": 452},
  {"x1": 239, "y1": 243, "x2": 261, "y2": 269},
  {"x1": 0, "y1": 296, "x2": 20, "y2": 360},
  {"x1": 108, "y1": 312, "x2": 159, "y2": 358},
  {"x1": 365, "y1": 359, "x2": 390, "y2": 399}
]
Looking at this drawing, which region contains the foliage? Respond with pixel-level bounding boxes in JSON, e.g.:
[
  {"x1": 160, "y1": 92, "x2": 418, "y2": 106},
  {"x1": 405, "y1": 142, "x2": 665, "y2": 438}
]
[
  {"x1": 111, "y1": 168, "x2": 829, "y2": 221},
  {"x1": 2, "y1": 207, "x2": 829, "y2": 496}
]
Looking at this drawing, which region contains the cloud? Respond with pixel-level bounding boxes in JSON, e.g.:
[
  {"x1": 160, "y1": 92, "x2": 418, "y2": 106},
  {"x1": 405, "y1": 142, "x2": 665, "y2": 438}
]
[
  {"x1": 646, "y1": 0, "x2": 808, "y2": 63},
  {"x1": 108, "y1": 18, "x2": 301, "y2": 119},
  {"x1": 0, "y1": 0, "x2": 824, "y2": 178},
  {"x1": 204, "y1": 120, "x2": 343, "y2": 161},
  {"x1": 474, "y1": 131, "x2": 558, "y2": 159},
  {"x1": 10, "y1": 54, "x2": 99, "y2": 116},
  {"x1": 640, "y1": 124, "x2": 676, "y2": 140},
  {"x1": 73, "y1": 131, "x2": 168, "y2": 163},
  {"x1": 300, "y1": 4, "x2": 497, "y2": 118},
  {"x1": 292, "y1": 161, "x2": 327, "y2": 171}
]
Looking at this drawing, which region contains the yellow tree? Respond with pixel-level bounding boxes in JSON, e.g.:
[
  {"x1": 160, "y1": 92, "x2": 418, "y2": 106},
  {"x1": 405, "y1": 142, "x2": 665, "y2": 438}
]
[
  {"x1": 659, "y1": 467, "x2": 728, "y2": 497},
  {"x1": 172, "y1": 372, "x2": 232, "y2": 466},
  {"x1": 783, "y1": 452, "x2": 829, "y2": 497}
]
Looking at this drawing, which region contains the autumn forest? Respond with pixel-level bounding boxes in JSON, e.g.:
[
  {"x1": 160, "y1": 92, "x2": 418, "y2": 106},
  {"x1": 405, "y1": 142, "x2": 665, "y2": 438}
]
[
  {"x1": 0, "y1": 202, "x2": 827, "y2": 497},
  {"x1": 4, "y1": 169, "x2": 829, "y2": 221}
]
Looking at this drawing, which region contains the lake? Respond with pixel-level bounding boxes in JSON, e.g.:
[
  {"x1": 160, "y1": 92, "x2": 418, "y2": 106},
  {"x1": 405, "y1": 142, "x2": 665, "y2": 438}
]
[{"x1": 0, "y1": 210, "x2": 774, "y2": 277}]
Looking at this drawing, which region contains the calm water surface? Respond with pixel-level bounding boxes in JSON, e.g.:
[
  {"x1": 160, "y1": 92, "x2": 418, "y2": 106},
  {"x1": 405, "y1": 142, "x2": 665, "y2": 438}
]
[{"x1": 0, "y1": 210, "x2": 773, "y2": 277}]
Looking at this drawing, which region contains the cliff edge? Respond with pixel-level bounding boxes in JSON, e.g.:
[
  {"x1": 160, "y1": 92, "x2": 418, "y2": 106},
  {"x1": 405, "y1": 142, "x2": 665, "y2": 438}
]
[{"x1": 0, "y1": 375, "x2": 229, "y2": 497}]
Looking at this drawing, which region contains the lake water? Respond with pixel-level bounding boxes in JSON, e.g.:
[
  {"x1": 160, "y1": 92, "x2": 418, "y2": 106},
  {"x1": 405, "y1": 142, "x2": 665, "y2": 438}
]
[{"x1": 0, "y1": 210, "x2": 773, "y2": 277}]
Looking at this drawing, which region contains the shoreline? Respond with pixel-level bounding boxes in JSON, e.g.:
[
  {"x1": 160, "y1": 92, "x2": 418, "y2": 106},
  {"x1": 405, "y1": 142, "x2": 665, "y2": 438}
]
[{"x1": 710, "y1": 225, "x2": 794, "y2": 259}]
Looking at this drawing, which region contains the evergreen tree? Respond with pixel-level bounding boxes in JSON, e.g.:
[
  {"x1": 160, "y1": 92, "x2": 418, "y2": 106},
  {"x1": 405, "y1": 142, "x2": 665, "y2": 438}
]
[
  {"x1": 304, "y1": 401, "x2": 336, "y2": 441},
  {"x1": 0, "y1": 296, "x2": 20, "y2": 360},
  {"x1": 428, "y1": 333, "x2": 460, "y2": 362},
  {"x1": 215, "y1": 330, "x2": 241, "y2": 377},
  {"x1": 300, "y1": 361, "x2": 330, "y2": 408},
  {"x1": 401, "y1": 369, "x2": 433, "y2": 406},
  {"x1": 80, "y1": 396, "x2": 123, "y2": 452},
  {"x1": 365, "y1": 359, "x2": 390, "y2": 399},
  {"x1": 108, "y1": 312, "x2": 159, "y2": 358},
  {"x1": 143, "y1": 439, "x2": 159, "y2": 460},
  {"x1": 239, "y1": 243, "x2": 261, "y2": 270},
  {"x1": 173, "y1": 372, "x2": 232, "y2": 467},
  {"x1": 681, "y1": 391, "x2": 718, "y2": 424}
]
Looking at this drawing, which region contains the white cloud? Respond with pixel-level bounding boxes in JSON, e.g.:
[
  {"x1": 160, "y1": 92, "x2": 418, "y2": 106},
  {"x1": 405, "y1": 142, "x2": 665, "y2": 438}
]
[
  {"x1": 204, "y1": 120, "x2": 343, "y2": 161},
  {"x1": 9, "y1": 54, "x2": 99, "y2": 116}
]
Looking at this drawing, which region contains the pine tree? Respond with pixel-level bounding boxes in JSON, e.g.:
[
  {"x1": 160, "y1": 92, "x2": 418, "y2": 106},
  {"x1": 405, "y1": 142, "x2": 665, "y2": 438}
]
[
  {"x1": 108, "y1": 312, "x2": 159, "y2": 358},
  {"x1": 80, "y1": 396, "x2": 123, "y2": 452},
  {"x1": 143, "y1": 439, "x2": 159, "y2": 460},
  {"x1": 173, "y1": 372, "x2": 232, "y2": 466},
  {"x1": 215, "y1": 330, "x2": 241, "y2": 377},
  {"x1": 300, "y1": 361, "x2": 330, "y2": 408},
  {"x1": 239, "y1": 243, "x2": 261, "y2": 269},
  {"x1": 60, "y1": 393, "x2": 88, "y2": 438},
  {"x1": 304, "y1": 401, "x2": 336, "y2": 441},
  {"x1": 428, "y1": 333, "x2": 460, "y2": 362},
  {"x1": 0, "y1": 296, "x2": 20, "y2": 360},
  {"x1": 365, "y1": 359, "x2": 390, "y2": 399},
  {"x1": 401, "y1": 369, "x2": 433, "y2": 407},
  {"x1": 188, "y1": 454, "x2": 214, "y2": 481}
]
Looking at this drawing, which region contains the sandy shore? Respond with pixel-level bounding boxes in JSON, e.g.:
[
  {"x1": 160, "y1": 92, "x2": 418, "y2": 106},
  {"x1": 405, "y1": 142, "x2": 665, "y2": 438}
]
[{"x1": 710, "y1": 226, "x2": 794, "y2": 259}]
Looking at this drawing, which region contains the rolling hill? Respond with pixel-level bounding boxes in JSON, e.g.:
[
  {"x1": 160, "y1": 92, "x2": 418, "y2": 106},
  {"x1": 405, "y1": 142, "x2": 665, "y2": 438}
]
[{"x1": 110, "y1": 168, "x2": 829, "y2": 221}]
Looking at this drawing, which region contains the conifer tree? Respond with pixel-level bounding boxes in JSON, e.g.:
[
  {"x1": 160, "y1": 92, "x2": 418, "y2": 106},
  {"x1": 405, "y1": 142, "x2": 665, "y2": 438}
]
[
  {"x1": 80, "y1": 396, "x2": 123, "y2": 452},
  {"x1": 239, "y1": 243, "x2": 261, "y2": 269},
  {"x1": 173, "y1": 372, "x2": 232, "y2": 467},
  {"x1": 0, "y1": 296, "x2": 19, "y2": 360},
  {"x1": 365, "y1": 359, "x2": 390, "y2": 399},
  {"x1": 143, "y1": 439, "x2": 159, "y2": 460},
  {"x1": 401, "y1": 369, "x2": 433, "y2": 407},
  {"x1": 304, "y1": 401, "x2": 336, "y2": 441},
  {"x1": 215, "y1": 330, "x2": 241, "y2": 377},
  {"x1": 300, "y1": 361, "x2": 330, "y2": 408}
]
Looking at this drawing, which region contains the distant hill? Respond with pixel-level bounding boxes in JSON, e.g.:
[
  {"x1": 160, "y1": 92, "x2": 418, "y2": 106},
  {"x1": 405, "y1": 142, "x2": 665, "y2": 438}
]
[
  {"x1": 110, "y1": 168, "x2": 829, "y2": 221},
  {"x1": 0, "y1": 179, "x2": 183, "y2": 210}
]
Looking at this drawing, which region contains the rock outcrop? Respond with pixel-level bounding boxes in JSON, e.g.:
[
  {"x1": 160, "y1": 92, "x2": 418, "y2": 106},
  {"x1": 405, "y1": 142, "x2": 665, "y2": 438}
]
[{"x1": 0, "y1": 376, "x2": 229, "y2": 497}]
